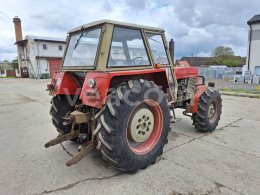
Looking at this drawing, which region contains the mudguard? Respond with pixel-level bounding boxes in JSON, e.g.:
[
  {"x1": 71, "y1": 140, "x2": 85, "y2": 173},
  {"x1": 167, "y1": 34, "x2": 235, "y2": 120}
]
[
  {"x1": 50, "y1": 69, "x2": 170, "y2": 108},
  {"x1": 80, "y1": 72, "x2": 111, "y2": 108},
  {"x1": 189, "y1": 85, "x2": 208, "y2": 113},
  {"x1": 80, "y1": 69, "x2": 170, "y2": 108},
  {"x1": 174, "y1": 67, "x2": 198, "y2": 80},
  {"x1": 52, "y1": 72, "x2": 81, "y2": 95}
]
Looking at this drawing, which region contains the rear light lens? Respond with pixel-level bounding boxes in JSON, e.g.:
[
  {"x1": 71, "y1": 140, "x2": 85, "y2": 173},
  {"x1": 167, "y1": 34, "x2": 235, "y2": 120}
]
[{"x1": 88, "y1": 78, "x2": 96, "y2": 88}]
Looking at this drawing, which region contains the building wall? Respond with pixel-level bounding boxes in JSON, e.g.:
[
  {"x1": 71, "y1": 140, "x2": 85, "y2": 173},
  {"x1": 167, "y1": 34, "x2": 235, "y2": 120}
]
[
  {"x1": 26, "y1": 37, "x2": 37, "y2": 77},
  {"x1": 0, "y1": 70, "x2": 17, "y2": 77},
  {"x1": 24, "y1": 37, "x2": 66, "y2": 78},
  {"x1": 36, "y1": 41, "x2": 65, "y2": 58},
  {"x1": 247, "y1": 23, "x2": 260, "y2": 76}
]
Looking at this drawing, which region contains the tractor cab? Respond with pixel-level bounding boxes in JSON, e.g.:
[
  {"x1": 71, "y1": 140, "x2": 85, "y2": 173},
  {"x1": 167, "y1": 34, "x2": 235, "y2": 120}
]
[
  {"x1": 59, "y1": 20, "x2": 177, "y2": 98},
  {"x1": 62, "y1": 20, "x2": 172, "y2": 70}
]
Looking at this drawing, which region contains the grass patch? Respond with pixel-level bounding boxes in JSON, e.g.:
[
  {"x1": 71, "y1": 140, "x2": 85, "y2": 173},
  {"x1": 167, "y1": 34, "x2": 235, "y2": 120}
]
[
  {"x1": 0, "y1": 76, "x2": 17, "y2": 78},
  {"x1": 222, "y1": 87, "x2": 233, "y2": 92},
  {"x1": 222, "y1": 86, "x2": 260, "y2": 94}
]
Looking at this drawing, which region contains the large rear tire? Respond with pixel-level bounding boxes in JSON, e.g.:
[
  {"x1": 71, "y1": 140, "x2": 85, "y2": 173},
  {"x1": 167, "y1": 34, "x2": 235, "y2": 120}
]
[
  {"x1": 193, "y1": 87, "x2": 222, "y2": 133},
  {"x1": 96, "y1": 80, "x2": 170, "y2": 172}
]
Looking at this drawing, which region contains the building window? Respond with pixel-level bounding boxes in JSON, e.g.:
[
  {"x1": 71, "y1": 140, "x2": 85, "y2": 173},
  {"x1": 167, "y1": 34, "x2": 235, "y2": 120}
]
[
  {"x1": 43, "y1": 44, "x2": 47, "y2": 50},
  {"x1": 58, "y1": 45, "x2": 63, "y2": 51}
]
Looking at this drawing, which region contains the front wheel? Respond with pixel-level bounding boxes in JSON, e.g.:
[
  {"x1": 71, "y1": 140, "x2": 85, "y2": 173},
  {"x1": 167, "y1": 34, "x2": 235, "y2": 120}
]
[
  {"x1": 193, "y1": 87, "x2": 222, "y2": 133},
  {"x1": 96, "y1": 80, "x2": 171, "y2": 172}
]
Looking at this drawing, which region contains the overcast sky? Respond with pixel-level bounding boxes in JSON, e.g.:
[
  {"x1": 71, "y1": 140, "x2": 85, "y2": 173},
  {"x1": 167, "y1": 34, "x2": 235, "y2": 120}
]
[{"x1": 0, "y1": 0, "x2": 259, "y2": 61}]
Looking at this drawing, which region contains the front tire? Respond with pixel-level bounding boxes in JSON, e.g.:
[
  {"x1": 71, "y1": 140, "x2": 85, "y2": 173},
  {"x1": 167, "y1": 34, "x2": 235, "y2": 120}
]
[
  {"x1": 193, "y1": 87, "x2": 222, "y2": 133},
  {"x1": 96, "y1": 80, "x2": 170, "y2": 172}
]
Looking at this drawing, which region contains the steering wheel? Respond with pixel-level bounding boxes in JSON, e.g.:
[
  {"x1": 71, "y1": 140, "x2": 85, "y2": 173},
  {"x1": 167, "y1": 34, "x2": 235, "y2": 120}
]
[{"x1": 131, "y1": 57, "x2": 143, "y2": 65}]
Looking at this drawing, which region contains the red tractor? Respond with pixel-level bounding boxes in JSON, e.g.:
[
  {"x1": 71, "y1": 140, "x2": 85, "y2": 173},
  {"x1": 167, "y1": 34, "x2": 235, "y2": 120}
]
[{"x1": 46, "y1": 20, "x2": 222, "y2": 172}]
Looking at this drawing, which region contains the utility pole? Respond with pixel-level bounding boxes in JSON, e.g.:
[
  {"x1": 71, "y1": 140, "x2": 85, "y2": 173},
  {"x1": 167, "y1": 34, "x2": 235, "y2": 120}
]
[{"x1": 191, "y1": 53, "x2": 193, "y2": 66}]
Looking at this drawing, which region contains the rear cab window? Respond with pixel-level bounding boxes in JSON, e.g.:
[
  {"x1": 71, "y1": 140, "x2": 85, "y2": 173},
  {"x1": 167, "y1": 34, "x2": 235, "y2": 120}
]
[{"x1": 63, "y1": 28, "x2": 101, "y2": 68}]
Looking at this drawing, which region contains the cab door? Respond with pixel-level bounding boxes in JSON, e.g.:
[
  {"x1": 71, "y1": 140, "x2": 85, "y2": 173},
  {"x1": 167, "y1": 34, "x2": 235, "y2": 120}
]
[{"x1": 144, "y1": 31, "x2": 177, "y2": 101}]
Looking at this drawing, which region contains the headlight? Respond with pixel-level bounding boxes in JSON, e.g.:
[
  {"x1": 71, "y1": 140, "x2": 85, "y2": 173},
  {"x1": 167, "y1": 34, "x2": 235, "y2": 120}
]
[{"x1": 88, "y1": 78, "x2": 96, "y2": 88}]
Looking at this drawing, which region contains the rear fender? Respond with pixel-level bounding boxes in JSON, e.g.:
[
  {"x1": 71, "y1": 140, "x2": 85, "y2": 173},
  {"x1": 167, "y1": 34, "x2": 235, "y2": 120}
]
[
  {"x1": 52, "y1": 72, "x2": 81, "y2": 95},
  {"x1": 80, "y1": 72, "x2": 111, "y2": 108},
  {"x1": 188, "y1": 85, "x2": 208, "y2": 113},
  {"x1": 80, "y1": 69, "x2": 170, "y2": 108}
]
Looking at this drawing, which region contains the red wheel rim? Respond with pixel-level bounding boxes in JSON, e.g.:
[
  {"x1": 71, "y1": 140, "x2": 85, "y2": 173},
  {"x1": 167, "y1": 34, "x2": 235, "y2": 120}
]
[{"x1": 126, "y1": 100, "x2": 163, "y2": 155}]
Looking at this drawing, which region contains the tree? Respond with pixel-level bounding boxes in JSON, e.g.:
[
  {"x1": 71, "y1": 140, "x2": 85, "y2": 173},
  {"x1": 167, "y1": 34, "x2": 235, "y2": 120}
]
[
  {"x1": 222, "y1": 57, "x2": 240, "y2": 67},
  {"x1": 212, "y1": 46, "x2": 240, "y2": 67},
  {"x1": 11, "y1": 59, "x2": 19, "y2": 70},
  {"x1": 212, "y1": 46, "x2": 234, "y2": 58}
]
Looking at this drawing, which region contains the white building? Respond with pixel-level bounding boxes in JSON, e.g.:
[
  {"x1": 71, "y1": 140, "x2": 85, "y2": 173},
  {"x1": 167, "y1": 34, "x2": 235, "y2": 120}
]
[
  {"x1": 16, "y1": 36, "x2": 66, "y2": 78},
  {"x1": 247, "y1": 14, "x2": 260, "y2": 79}
]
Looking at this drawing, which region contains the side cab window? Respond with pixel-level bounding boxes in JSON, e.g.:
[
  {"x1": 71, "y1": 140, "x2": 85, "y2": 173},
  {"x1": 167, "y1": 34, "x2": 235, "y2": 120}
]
[
  {"x1": 108, "y1": 27, "x2": 151, "y2": 67},
  {"x1": 146, "y1": 33, "x2": 169, "y2": 65}
]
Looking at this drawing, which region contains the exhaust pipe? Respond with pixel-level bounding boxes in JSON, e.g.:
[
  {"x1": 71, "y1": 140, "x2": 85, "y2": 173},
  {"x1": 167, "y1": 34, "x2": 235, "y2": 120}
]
[{"x1": 169, "y1": 39, "x2": 175, "y2": 65}]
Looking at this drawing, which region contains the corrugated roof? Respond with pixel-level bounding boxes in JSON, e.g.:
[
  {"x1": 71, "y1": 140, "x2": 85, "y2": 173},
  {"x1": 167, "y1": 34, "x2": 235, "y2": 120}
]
[
  {"x1": 68, "y1": 19, "x2": 164, "y2": 34},
  {"x1": 247, "y1": 14, "x2": 260, "y2": 25},
  {"x1": 25, "y1": 35, "x2": 66, "y2": 43}
]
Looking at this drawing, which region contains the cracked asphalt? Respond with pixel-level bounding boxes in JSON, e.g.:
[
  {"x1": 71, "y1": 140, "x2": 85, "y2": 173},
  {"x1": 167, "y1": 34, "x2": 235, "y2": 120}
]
[{"x1": 0, "y1": 78, "x2": 260, "y2": 195}]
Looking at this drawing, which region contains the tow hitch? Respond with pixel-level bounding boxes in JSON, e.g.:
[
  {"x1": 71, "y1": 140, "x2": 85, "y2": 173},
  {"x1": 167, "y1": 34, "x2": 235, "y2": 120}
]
[{"x1": 45, "y1": 110, "x2": 96, "y2": 166}]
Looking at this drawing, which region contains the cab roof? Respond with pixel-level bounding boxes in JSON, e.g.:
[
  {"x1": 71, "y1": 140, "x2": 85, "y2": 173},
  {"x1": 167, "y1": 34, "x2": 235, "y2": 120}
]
[{"x1": 68, "y1": 19, "x2": 165, "y2": 34}]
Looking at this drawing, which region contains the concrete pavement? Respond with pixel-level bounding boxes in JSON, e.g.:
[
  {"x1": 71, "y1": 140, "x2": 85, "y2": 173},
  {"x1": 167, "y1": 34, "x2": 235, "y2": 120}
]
[{"x1": 0, "y1": 78, "x2": 259, "y2": 195}]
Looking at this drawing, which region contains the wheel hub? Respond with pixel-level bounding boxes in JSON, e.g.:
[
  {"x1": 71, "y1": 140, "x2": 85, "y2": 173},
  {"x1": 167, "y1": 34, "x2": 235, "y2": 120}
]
[{"x1": 129, "y1": 108, "x2": 154, "y2": 143}]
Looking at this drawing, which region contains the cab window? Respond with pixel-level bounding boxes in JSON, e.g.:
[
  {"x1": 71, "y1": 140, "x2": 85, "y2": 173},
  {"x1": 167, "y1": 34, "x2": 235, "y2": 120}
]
[
  {"x1": 108, "y1": 27, "x2": 150, "y2": 67},
  {"x1": 146, "y1": 33, "x2": 169, "y2": 64},
  {"x1": 63, "y1": 28, "x2": 101, "y2": 67}
]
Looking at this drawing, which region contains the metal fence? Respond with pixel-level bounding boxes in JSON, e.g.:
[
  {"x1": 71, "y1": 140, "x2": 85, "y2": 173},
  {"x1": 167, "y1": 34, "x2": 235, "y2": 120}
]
[{"x1": 198, "y1": 66, "x2": 243, "y2": 80}]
